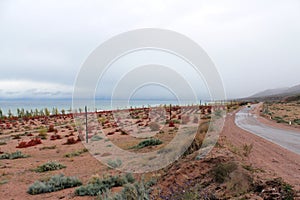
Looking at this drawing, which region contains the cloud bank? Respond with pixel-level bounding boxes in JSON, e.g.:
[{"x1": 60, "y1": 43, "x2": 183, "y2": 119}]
[
  {"x1": 0, "y1": 0, "x2": 299, "y2": 99},
  {"x1": 0, "y1": 80, "x2": 72, "y2": 99}
]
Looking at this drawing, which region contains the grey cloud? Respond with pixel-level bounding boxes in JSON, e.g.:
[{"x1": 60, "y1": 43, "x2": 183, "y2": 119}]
[{"x1": 0, "y1": 0, "x2": 299, "y2": 99}]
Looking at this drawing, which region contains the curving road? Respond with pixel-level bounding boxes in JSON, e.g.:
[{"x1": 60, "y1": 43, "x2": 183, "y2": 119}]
[{"x1": 235, "y1": 104, "x2": 300, "y2": 155}]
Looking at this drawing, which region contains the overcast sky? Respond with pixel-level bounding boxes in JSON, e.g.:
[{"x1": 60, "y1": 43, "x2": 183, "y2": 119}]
[{"x1": 0, "y1": 0, "x2": 299, "y2": 99}]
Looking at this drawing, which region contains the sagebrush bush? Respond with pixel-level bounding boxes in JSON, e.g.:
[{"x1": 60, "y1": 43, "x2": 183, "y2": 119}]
[
  {"x1": 38, "y1": 132, "x2": 47, "y2": 140},
  {"x1": 64, "y1": 148, "x2": 88, "y2": 158},
  {"x1": 242, "y1": 143, "x2": 253, "y2": 157},
  {"x1": 35, "y1": 161, "x2": 66, "y2": 172},
  {"x1": 0, "y1": 151, "x2": 29, "y2": 160},
  {"x1": 100, "y1": 180, "x2": 151, "y2": 200},
  {"x1": 107, "y1": 159, "x2": 122, "y2": 169},
  {"x1": 27, "y1": 174, "x2": 82, "y2": 195},
  {"x1": 133, "y1": 138, "x2": 162, "y2": 149},
  {"x1": 91, "y1": 135, "x2": 103, "y2": 141},
  {"x1": 212, "y1": 162, "x2": 237, "y2": 183},
  {"x1": 75, "y1": 173, "x2": 135, "y2": 196}
]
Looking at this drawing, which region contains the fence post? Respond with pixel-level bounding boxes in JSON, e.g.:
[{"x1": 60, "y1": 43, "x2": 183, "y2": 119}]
[{"x1": 85, "y1": 106, "x2": 88, "y2": 143}]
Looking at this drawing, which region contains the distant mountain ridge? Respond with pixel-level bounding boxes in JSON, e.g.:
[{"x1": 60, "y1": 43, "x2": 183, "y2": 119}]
[{"x1": 249, "y1": 83, "x2": 300, "y2": 99}]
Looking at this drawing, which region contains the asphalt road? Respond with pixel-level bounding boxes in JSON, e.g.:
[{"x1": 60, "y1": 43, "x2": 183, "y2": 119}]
[{"x1": 235, "y1": 105, "x2": 300, "y2": 155}]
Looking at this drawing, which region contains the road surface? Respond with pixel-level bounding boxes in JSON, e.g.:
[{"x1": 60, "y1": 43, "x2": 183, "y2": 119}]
[{"x1": 235, "y1": 105, "x2": 300, "y2": 155}]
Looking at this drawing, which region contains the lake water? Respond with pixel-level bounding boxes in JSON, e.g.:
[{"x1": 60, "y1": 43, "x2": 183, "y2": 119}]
[{"x1": 0, "y1": 99, "x2": 203, "y2": 116}]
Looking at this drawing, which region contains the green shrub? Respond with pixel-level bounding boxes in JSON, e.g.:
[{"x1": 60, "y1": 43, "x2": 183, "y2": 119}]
[
  {"x1": 212, "y1": 162, "x2": 237, "y2": 183},
  {"x1": 293, "y1": 119, "x2": 300, "y2": 125},
  {"x1": 38, "y1": 128, "x2": 47, "y2": 135},
  {"x1": 107, "y1": 159, "x2": 122, "y2": 169},
  {"x1": 35, "y1": 161, "x2": 66, "y2": 172},
  {"x1": 64, "y1": 148, "x2": 88, "y2": 158},
  {"x1": 0, "y1": 151, "x2": 29, "y2": 160},
  {"x1": 100, "y1": 180, "x2": 151, "y2": 200},
  {"x1": 27, "y1": 174, "x2": 82, "y2": 195},
  {"x1": 91, "y1": 135, "x2": 103, "y2": 141},
  {"x1": 38, "y1": 131, "x2": 47, "y2": 140},
  {"x1": 242, "y1": 143, "x2": 253, "y2": 157},
  {"x1": 133, "y1": 138, "x2": 162, "y2": 149},
  {"x1": 75, "y1": 173, "x2": 135, "y2": 196},
  {"x1": 273, "y1": 116, "x2": 287, "y2": 124},
  {"x1": 214, "y1": 109, "x2": 223, "y2": 118}
]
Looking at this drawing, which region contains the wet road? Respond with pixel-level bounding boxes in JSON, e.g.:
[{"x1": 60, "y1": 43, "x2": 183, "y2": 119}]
[{"x1": 235, "y1": 105, "x2": 300, "y2": 155}]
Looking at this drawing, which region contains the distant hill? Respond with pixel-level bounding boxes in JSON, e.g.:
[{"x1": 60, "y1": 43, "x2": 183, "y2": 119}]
[
  {"x1": 250, "y1": 87, "x2": 289, "y2": 98},
  {"x1": 246, "y1": 84, "x2": 300, "y2": 101}
]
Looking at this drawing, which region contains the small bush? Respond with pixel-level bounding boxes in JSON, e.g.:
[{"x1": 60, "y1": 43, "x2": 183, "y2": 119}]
[
  {"x1": 75, "y1": 173, "x2": 135, "y2": 196},
  {"x1": 169, "y1": 121, "x2": 175, "y2": 127},
  {"x1": 293, "y1": 119, "x2": 300, "y2": 125},
  {"x1": 212, "y1": 162, "x2": 237, "y2": 183},
  {"x1": 133, "y1": 138, "x2": 162, "y2": 149},
  {"x1": 48, "y1": 124, "x2": 55, "y2": 132},
  {"x1": 107, "y1": 159, "x2": 122, "y2": 169},
  {"x1": 27, "y1": 174, "x2": 82, "y2": 195},
  {"x1": 63, "y1": 137, "x2": 78, "y2": 145},
  {"x1": 100, "y1": 180, "x2": 152, "y2": 200},
  {"x1": 12, "y1": 134, "x2": 21, "y2": 140},
  {"x1": 273, "y1": 116, "x2": 287, "y2": 124},
  {"x1": 0, "y1": 151, "x2": 29, "y2": 159},
  {"x1": 64, "y1": 148, "x2": 88, "y2": 158},
  {"x1": 34, "y1": 161, "x2": 66, "y2": 172},
  {"x1": 242, "y1": 143, "x2": 253, "y2": 157},
  {"x1": 214, "y1": 109, "x2": 223, "y2": 118},
  {"x1": 91, "y1": 135, "x2": 103, "y2": 141},
  {"x1": 38, "y1": 132, "x2": 47, "y2": 140},
  {"x1": 38, "y1": 128, "x2": 47, "y2": 135},
  {"x1": 50, "y1": 134, "x2": 62, "y2": 140},
  {"x1": 39, "y1": 145, "x2": 56, "y2": 150},
  {"x1": 16, "y1": 138, "x2": 42, "y2": 148}
]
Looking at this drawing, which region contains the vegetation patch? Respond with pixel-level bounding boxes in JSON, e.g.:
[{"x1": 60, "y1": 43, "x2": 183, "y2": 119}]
[
  {"x1": 16, "y1": 138, "x2": 42, "y2": 148},
  {"x1": 0, "y1": 151, "x2": 29, "y2": 160},
  {"x1": 132, "y1": 138, "x2": 162, "y2": 149},
  {"x1": 64, "y1": 148, "x2": 88, "y2": 158},
  {"x1": 107, "y1": 159, "x2": 122, "y2": 169},
  {"x1": 293, "y1": 119, "x2": 300, "y2": 125},
  {"x1": 34, "y1": 161, "x2": 66, "y2": 173},
  {"x1": 75, "y1": 173, "x2": 135, "y2": 196},
  {"x1": 91, "y1": 135, "x2": 103, "y2": 141},
  {"x1": 39, "y1": 145, "x2": 56, "y2": 150},
  {"x1": 27, "y1": 174, "x2": 82, "y2": 195},
  {"x1": 211, "y1": 161, "x2": 237, "y2": 183},
  {"x1": 63, "y1": 137, "x2": 79, "y2": 145},
  {"x1": 100, "y1": 180, "x2": 153, "y2": 200},
  {"x1": 242, "y1": 143, "x2": 253, "y2": 157}
]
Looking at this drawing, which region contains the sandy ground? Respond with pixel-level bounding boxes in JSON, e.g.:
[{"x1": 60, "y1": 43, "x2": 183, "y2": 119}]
[{"x1": 0, "y1": 105, "x2": 299, "y2": 199}]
